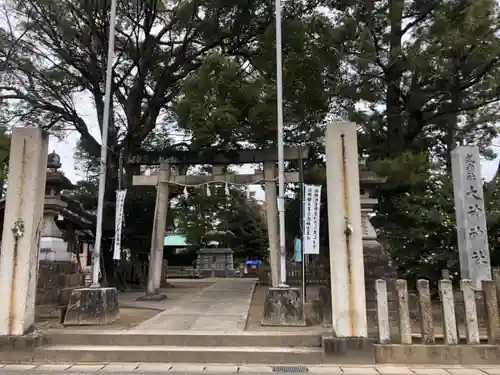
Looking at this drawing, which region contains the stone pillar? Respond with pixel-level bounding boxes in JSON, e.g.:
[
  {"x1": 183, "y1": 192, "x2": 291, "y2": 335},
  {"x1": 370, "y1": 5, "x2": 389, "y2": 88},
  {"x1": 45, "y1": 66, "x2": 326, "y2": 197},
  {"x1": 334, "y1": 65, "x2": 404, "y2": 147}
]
[
  {"x1": 264, "y1": 161, "x2": 280, "y2": 287},
  {"x1": 451, "y1": 146, "x2": 491, "y2": 290},
  {"x1": 0, "y1": 127, "x2": 48, "y2": 335},
  {"x1": 325, "y1": 121, "x2": 367, "y2": 337},
  {"x1": 144, "y1": 162, "x2": 170, "y2": 299}
]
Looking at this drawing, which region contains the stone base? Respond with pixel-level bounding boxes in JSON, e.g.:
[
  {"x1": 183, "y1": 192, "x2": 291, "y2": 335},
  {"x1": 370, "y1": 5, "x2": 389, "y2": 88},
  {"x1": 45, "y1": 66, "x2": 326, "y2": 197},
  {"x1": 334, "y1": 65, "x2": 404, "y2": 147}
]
[
  {"x1": 375, "y1": 344, "x2": 500, "y2": 365},
  {"x1": 322, "y1": 336, "x2": 375, "y2": 364},
  {"x1": 37, "y1": 261, "x2": 85, "y2": 307},
  {"x1": 198, "y1": 269, "x2": 235, "y2": 278},
  {"x1": 63, "y1": 287, "x2": 119, "y2": 326},
  {"x1": 136, "y1": 293, "x2": 168, "y2": 301},
  {"x1": 0, "y1": 332, "x2": 44, "y2": 351},
  {"x1": 261, "y1": 287, "x2": 306, "y2": 326}
]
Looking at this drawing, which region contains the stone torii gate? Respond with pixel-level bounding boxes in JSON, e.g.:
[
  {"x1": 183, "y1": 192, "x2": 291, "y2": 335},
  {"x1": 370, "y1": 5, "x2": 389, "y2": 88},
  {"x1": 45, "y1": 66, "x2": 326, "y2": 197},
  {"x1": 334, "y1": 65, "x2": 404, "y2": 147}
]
[{"x1": 128, "y1": 147, "x2": 309, "y2": 299}]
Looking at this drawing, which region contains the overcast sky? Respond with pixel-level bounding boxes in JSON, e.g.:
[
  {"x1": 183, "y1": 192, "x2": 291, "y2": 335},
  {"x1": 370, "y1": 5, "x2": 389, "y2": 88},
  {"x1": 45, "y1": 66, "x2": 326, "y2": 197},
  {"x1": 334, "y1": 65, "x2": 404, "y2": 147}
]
[
  {"x1": 49, "y1": 93, "x2": 267, "y2": 200},
  {"x1": 49, "y1": 92, "x2": 500, "y2": 201}
]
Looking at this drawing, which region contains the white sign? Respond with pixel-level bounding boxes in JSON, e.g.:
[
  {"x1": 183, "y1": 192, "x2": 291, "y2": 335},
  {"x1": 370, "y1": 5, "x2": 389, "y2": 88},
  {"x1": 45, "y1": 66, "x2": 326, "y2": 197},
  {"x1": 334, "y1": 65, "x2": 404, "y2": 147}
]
[
  {"x1": 303, "y1": 184, "x2": 321, "y2": 254},
  {"x1": 113, "y1": 189, "x2": 127, "y2": 260}
]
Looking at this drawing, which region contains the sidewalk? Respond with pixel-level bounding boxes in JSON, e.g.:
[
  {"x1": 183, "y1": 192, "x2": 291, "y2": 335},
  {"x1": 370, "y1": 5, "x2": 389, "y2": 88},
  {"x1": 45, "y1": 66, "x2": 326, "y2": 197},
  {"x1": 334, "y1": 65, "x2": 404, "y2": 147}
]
[
  {"x1": 130, "y1": 278, "x2": 256, "y2": 332},
  {"x1": 0, "y1": 363, "x2": 499, "y2": 374}
]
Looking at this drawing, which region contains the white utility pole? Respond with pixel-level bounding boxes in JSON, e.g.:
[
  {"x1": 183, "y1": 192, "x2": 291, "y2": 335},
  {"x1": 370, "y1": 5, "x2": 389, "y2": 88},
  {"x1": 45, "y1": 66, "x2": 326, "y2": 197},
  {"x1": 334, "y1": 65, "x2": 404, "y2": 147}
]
[
  {"x1": 92, "y1": 0, "x2": 118, "y2": 287},
  {"x1": 275, "y1": 0, "x2": 288, "y2": 286}
]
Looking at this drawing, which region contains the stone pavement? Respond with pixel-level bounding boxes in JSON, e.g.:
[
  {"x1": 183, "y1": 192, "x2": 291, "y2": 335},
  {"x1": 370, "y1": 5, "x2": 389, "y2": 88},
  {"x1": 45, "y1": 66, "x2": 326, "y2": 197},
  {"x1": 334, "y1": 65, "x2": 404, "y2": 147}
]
[
  {"x1": 0, "y1": 363, "x2": 499, "y2": 374},
  {"x1": 131, "y1": 278, "x2": 256, "y2": 332}
]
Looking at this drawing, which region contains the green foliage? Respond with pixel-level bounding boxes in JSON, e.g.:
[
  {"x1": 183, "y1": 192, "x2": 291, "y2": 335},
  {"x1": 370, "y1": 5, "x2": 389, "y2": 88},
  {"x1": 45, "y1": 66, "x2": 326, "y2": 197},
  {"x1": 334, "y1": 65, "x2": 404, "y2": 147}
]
[
  {"x1": 7, "y1": 0, "x2": 500, "y2": 280},
  {"x1": 319, "y1": 0, "x2": 500, "y2": 281},
  {"x1": 171, "y1": 182, "x2": 268, "y2": 258},
  {"x1": 332, "y1": 0, "x2": 500, "y2": 162},
  {"x1": 174, "y1": 9, "x2": 343, "y2": 149},
  {"x1": 370, "y1": 153, "x2": 458, "y2": 281}
]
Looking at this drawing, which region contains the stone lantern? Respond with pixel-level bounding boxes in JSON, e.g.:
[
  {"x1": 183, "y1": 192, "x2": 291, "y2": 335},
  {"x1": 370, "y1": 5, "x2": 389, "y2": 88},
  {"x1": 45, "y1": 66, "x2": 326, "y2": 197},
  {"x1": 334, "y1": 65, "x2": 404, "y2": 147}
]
[
  {"x1": 39, "y1": 151, "x2": 74, "y2": 263},
  {"x1": 358, "y1": 159, "x2": 397, "y2": 283}
]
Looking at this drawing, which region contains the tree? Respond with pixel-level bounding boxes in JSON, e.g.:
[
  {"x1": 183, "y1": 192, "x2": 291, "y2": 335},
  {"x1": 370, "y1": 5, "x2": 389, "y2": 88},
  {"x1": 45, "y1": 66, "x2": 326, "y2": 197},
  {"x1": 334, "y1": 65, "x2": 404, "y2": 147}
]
[
  {"x1": 327, "y1": 0, "x2": 500, "y2": 163},
  {"x1": 0, "y1": 0, "x2": 337, "y2": 280},
  {"x1": 170, "y1": 9, "x2": 345, "y2": 258},
  {"x1": 368, "y1": 153, "x2": 457, "y2": 282},
  {"x1": 311, "y1": 0, "x2": 500, "y2": 280},
  {"x1": 0, "y1": 128, "x2": 9, "y2": 196},
  {"x1": 70, "y1": 125, "x2": 175, "y2": 261},
  {"x1": 171, "y1": 178, "x2": 268, "y2": 260},
  {"x1": 174, "y1": 10, "x2": 344, "y2": 149}
]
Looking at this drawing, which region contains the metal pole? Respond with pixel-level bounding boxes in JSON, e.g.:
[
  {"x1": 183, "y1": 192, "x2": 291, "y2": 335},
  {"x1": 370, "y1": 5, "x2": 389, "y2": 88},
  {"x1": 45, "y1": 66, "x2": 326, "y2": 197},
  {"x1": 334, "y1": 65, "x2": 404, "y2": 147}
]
[
  {"x1": 91, "y1": 0, "x2": 118, "y2": 287},
  {"x1": 276, "y1": 0, "x2": 287, "y2": 287},
  {"x1": 299, "y1": 146, "x2": 306, "y2": 301}
]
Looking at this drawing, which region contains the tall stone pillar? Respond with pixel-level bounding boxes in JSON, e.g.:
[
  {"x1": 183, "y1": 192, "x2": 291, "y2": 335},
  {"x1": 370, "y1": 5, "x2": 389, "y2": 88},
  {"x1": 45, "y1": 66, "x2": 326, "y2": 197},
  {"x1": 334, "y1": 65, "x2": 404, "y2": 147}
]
[
  {"x1": 325, "y1": 121, "x2": 367, "y2": 338},
  {"x1": 0, "y1": 127, "x2": 48, "y2": 335},
  {"x1": 451, "y1": 146, "x2": 491, "y2": 290}
]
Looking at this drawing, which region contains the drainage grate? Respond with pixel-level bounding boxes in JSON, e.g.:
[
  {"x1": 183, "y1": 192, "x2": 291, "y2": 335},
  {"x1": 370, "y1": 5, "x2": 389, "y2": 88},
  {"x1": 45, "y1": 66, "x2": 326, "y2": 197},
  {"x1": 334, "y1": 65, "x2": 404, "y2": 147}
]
[{"x1": 272, "y1": 366, "x2": 309, "y2": 373}]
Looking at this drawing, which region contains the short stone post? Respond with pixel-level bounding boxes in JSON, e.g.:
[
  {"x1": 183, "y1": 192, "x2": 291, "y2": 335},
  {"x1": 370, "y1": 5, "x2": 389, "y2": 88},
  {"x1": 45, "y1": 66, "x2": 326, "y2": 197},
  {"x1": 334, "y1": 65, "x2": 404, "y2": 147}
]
[
  {"x1": 493, "y1": 268, "x2": 500, "y2": 302},
  {"x1": 375, "y1": 279, "x2": 390, "y2": 344},
  {"x1": 482, "y1": 280, "x2": 500, "y2": 344},
  {"x1": 461, "y1": 279, "x2": 480, "y2": 344},
  {"x1": 0, "y1": 128, "x2": 48, "y2": 335},
  {"x1": 395, "y1": 279, "x2": 412, "y2": 344},
  {"x1": 239, "y1": 265, "x2": 244, "y2": 278},
  {"x1": 438, "y1": 280, "x2": 458, "y2": 345},
  {"x1": 417, "y1": 279, "x2": 435, "y2": 344}
]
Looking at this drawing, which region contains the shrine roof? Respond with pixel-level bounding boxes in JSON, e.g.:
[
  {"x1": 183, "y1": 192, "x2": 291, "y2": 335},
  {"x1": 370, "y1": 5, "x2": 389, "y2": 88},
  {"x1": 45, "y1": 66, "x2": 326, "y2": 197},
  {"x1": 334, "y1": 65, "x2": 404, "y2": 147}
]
[
  {"x1": 46, "y1": 171, "x2": 73, "y2": 189},
  {"x1": 359, "y1": 169, "x2": 387, "y2": 185},
  {"x1": 0, "y1": 194, "x2": 95, "y2": 231}
]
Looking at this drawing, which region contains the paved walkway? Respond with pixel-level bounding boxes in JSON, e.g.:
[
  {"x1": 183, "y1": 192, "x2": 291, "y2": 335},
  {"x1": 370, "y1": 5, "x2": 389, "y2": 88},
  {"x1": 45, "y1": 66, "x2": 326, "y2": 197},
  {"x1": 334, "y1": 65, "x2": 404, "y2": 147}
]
[
  {"x1": 131, "y1": 278, "x2": 256, "y2": 332},
  {"x1": 1, "y1": 363, "x2": 499, "y2": 374}
]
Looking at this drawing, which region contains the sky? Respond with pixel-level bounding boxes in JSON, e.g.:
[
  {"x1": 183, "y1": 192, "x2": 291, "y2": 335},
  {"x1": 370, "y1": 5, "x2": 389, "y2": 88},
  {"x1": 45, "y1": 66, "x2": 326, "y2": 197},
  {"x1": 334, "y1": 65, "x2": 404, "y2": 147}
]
[
  {"x1": 50, "y1": 90, "x2": 500, "y2": 196},
  {"x1": 12, "y1": 1, "x2": 500, "y2": 202},
  {"x1": 50, "y1": 92, "x2": 500, "y2": 201},
  {"x1": 50, "y1": 93, "x2": 268, "y2": 200}
]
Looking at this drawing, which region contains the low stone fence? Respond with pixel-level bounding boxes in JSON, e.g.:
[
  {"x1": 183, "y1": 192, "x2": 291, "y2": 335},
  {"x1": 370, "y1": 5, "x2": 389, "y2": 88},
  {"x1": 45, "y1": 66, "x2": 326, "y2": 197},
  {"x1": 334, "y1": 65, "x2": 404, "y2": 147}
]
[
  {"x1": 119, "y1": 261, "x2": 169, "y2": 286},
  {"x1": 167, "y1": 266, "x2": 199, "y2": 278},
  {"x1": 118, "y1": 261, "x2": 204, "y2": 286},
  {"x1": 258, "y1": 263, "x2": 330, "y2": 285},
  {"x1": 373, "y1": 278, "x2": 500, "y2": 365},
  {"x1": 287, "y1": 263, "x2": 329, "y2": 285}
]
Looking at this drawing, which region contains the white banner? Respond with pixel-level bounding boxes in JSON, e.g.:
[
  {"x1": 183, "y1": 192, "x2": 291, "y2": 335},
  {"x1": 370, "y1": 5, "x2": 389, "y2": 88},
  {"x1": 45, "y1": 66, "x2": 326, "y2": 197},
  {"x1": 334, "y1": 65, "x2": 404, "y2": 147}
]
[
  {"x1": 303, "y1": 184, "x2": 321, "y2": 254},
  {"x1": 113, "y1": 189, "x2": 127, "y2": 260}
]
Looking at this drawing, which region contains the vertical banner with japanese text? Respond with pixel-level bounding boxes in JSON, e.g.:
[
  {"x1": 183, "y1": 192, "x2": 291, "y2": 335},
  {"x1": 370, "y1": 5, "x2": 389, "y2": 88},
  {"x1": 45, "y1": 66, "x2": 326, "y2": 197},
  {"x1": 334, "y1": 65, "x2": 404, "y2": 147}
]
[
  {"x1": 303, "y1": 184, "x2": 321, "y2": 254},
  {"x1": 113, "y1": 189, "x2": 127, "y2": 260}
]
